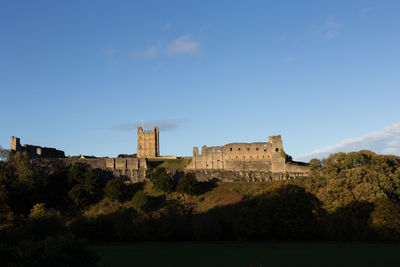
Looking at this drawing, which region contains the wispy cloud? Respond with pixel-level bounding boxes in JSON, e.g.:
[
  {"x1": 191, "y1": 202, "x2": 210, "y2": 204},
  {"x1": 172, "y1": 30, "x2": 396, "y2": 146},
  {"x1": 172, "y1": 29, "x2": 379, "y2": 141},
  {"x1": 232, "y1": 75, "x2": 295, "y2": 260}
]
[
  {"x1": 103, "y1": 47, "x2": 117, "y2": 65},
  {"x1": 131, "y1": 45, "x2": 159, "y2": 59},
  {"x1": 285, "y1": 56, "x2": 296, "y2": 62},
  {"x1": 113, "y1": 118, "x2": 186, "y2": 132},
  {"x1": 322, "y1": 20, "x2": 343, "y2": 39},
  {"x1": 162, "y1": 22, "x2": 172, "y2": 31},
  {"x1": 307, "y1": 19, "x2": 343, "y2": 40},
  {"x1": 360, "y1": 7, "x2": 374, "y2": 15},
  {"x1": 295, "y1": 123, "x2": 400, "y2": 161},
  {"x1": 131, "y1": 35, "x2": 202, "y2": 60},
  {"x1": 166, "y1": 35, "x2": 202, "y2": 56}
]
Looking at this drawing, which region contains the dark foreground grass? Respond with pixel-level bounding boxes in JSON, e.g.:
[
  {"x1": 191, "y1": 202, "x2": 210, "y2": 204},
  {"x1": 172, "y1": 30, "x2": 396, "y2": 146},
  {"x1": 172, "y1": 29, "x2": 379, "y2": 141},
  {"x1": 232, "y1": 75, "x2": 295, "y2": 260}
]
[{"x1": 92, "y1": 242, "x2": 400, "y2": 267}]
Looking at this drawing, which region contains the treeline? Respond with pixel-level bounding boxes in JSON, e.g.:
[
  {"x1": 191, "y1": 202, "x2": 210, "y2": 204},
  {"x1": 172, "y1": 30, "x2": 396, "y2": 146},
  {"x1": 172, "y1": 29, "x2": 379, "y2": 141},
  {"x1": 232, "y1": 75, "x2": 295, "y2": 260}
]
[{"x1": 1, "y1": 150, "x2": 400, "y2": 264}]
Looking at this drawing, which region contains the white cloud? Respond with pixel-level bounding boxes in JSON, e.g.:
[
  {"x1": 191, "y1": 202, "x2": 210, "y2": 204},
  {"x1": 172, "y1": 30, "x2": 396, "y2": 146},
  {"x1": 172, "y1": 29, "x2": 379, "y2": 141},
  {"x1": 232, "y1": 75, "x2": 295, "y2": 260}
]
[
  {"x1": 295, "y1": 123, "x2": 400, "y2": 162},
  {"x1": 166, "y1": 35, "x2": 202, "y2": 56},
  {"x1": 132, "y1": 45, "x2": 159, "y2": 59}
]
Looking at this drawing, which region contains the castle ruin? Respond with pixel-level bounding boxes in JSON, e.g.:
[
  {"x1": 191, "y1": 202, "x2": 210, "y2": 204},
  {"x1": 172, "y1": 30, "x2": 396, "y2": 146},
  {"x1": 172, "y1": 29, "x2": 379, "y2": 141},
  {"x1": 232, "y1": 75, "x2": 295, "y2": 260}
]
[
  {"x1": 9, "y1": 128, "x2": 309, "y2": 182},
  {"x1": 10, "y1": 136, "x2": 65, "y2": 158},
  {"x1": 137, "y1": 127, "x2": 159, "y2": 158},
  {"x1": 186, "y1": 135, "x2": 308, "y2": 174}
]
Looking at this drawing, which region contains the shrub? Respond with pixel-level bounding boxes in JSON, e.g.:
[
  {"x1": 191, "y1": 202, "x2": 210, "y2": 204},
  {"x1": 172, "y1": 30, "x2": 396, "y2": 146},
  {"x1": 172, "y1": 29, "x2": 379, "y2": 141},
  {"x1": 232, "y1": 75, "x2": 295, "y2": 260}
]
[
  {"x1": 131, "y1": 191, "x2": 149, "y2": 212},
  {"x1": 177, "y1": 173, "x2": 199, "y2": 195},
  {"x1": 104, "y1": 178, "x2": 127, "y2": 202},
  {"x1": 151, "y1": 168, "x2": 174, "y2": 193},
  {"x1": 29, "y1": 203, "x2": 47, "y2": 220}
]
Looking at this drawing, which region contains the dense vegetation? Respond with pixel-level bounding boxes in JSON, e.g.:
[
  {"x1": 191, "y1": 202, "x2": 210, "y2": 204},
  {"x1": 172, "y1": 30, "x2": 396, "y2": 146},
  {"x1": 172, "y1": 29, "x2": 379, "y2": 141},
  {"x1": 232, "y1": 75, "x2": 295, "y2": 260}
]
[{"x1": 1, "y1": 150, "x2": 400, "y2": 265}]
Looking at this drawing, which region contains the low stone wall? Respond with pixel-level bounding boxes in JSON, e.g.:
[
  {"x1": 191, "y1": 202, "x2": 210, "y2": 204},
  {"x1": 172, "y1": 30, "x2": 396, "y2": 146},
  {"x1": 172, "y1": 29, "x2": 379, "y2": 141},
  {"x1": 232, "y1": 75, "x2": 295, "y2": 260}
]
[{"x1": 189, "y1": 170, "x2": 307, "y2": 183}]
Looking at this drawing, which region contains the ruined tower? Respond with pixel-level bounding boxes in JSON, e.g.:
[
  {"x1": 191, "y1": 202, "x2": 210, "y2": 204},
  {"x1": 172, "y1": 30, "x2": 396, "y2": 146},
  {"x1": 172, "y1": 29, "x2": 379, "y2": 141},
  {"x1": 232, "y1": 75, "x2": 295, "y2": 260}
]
[
  {"x1": 10, "y1": 136, "x2": 21, "y2": 151},
  {"x1": 137, "y1": 127, "x2": 159, "y2": 158}
]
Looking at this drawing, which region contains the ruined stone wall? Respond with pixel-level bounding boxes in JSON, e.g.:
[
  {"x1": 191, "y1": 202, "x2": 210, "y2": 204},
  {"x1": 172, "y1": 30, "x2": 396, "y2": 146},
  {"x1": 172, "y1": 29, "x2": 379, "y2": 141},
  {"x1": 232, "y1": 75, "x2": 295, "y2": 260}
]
[
  {"x1": 186, "y1": 135, "x2": 289, "y2": 173},
  {"x1": 10, "y1": 136, "x2": 65, "y2": 158},
  {"x1": 137, "y1": 127, "x2": 159, "y2": 158},
  {"x1": 64, "y1": 157, "x2": 148, "y2": 182}
]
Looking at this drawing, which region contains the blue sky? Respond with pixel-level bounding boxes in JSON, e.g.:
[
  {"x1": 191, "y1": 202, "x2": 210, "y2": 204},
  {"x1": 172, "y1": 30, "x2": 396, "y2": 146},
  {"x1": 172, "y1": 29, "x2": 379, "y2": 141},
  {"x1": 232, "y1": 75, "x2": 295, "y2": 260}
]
[{"x1": 1, "y1": 0, "x2": 399, "y2": 160}]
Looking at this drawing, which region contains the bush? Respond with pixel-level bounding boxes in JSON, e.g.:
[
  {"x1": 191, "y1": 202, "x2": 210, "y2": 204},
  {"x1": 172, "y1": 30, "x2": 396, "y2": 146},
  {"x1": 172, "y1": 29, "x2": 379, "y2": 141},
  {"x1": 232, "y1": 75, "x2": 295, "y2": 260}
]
[
  {"x1": 67, "y1": 164, "x2": 102, "y2": 209},
  {"x1": 131, "y1": 191, "x2": 149, "y2": 212},
  {"x1": 177, "y1": 173, "x2": 199, "y2": 195},
  {"x1": 151, "y1": 168, "x2": 174, "y2": 193},
  {"x1": 29, "y1": 203, "x2": 47, "y2": 220},
  {"x1": 104, "y1": 178, "x2": 127, "y2": 202}
]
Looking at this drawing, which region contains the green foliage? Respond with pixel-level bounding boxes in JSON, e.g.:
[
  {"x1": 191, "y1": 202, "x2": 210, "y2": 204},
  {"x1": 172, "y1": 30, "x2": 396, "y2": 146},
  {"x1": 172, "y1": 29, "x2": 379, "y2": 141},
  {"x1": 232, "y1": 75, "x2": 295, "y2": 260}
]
[
  {"x1": 280, "y1": 149, "x2": 293, "y2": 162},
  {"x1": 131, "y1": 190, "x2": 149, "y2": 212},
  {"x1": 29, "y1": 203, "x2": 47, "y2": 219},
  {"x1": 304, "y1": 150, "x2": 400, "y2": 211},
  {"x1": 150, "y1": 167, "x2": 174, "y2": 193},
  {"x1": 177, "y1": 173, "x2": 199, "y2": 195},
  {"x1": 370, "y1": 198, "x2": 400, "y2": 241},
  {"x1": 147, "y1": 158, "x2": 191, "y2": 170},
  {"x1": 67, "y1": 164, "x2": 102, "y2": 209},
  {"x1": 104, "y1": 178, "x2": 127, "y2": 202}
]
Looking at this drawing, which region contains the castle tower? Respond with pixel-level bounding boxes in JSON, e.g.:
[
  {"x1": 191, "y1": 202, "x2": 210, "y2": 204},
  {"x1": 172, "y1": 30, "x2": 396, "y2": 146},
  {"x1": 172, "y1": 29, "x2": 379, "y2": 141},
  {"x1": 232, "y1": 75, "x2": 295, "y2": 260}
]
[
  {"x1": 10, "y1": 136, "x2": 21, "y2": 151},
  {"x1": 268, "y1": 135, "x2": 285, "y2": 172},
  {"x1": 137, "y1": 126, "x2": 159, "y2": 158}
]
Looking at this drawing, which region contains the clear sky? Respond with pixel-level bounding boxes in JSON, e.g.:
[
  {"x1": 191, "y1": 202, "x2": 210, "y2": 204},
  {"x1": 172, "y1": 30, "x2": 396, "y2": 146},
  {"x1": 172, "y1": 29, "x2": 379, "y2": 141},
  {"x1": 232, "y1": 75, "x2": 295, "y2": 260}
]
[{"x1": 1, "y1": 0, "x2": 400, "y2": 161}]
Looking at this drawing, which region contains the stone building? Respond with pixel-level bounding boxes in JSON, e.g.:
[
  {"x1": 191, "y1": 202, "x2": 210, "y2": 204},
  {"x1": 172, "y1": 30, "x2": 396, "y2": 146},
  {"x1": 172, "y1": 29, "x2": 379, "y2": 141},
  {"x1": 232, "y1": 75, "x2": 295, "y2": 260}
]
[
  {"x1": 186, "y1": 135, "x2": 308, "y2": 174},
  {"x1": 137, "y1": 127, "x2": 159, "y2": 158},
  {"x1": 10, "y1": 136, "x2": 65, "y2": 158}
]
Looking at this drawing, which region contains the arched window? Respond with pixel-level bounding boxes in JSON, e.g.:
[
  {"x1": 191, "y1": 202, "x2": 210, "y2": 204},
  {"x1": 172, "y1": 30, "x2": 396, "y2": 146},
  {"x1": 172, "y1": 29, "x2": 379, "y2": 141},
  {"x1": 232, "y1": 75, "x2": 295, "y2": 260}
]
[{"x1": 275, "y1": 148, "x2": 279, "y2": 152}]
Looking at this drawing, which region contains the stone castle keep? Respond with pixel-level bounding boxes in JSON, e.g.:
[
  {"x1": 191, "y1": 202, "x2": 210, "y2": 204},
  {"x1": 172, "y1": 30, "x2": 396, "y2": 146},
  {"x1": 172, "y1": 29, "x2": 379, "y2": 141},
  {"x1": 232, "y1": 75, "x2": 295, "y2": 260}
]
[
  {"x1": 10, "y1": 127, "x2": 309, "y2": 182},
  {"x1": 137, "y1": 127, "x2": 159, "y2": 158}
]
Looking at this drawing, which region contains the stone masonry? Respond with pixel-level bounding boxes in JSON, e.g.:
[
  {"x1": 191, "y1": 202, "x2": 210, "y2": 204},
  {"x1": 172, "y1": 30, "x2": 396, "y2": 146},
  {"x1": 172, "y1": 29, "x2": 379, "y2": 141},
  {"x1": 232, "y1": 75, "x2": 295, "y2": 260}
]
[
  {"x1": 10, "y1": 136, "x2": 65, "y2": 158},
  {"x1": 186, "y1": 135, "x2": 309, "y2": 174},
  {"x1": 137, "y1": 127, "x2": 159, "y2": 158}
]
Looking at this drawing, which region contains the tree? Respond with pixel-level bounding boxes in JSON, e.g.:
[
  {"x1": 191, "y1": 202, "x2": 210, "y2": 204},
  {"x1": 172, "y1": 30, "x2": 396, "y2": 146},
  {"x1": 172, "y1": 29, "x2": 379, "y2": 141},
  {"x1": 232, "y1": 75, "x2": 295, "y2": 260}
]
[
  {"x1": 104, "y1": 178, "x2": 127, "y2": 202},
  {"x1": 0, "y1": 145, "x2": 9, "y2": 161},
  {"x1": 67, "y1": 164, "x2": 102, "y2": 209},
  {"x1": 256, "y1": 184, "x2": 322, "y2": 239},
  {"x1": 280, "y1": 149, "x2": 292, "y2": 162},
  {"x1": 131, "y1": 190, "x2": 149, "y2": 212},
  {"x1": 177, "y1": 173, "x2": 199, "y2": 195},
  {"x1": 370, "y1": 198, "x2": 400, "y2": 241},
  {"x1": 150, "y1": 168, "x2": 174, "y2": 193}
]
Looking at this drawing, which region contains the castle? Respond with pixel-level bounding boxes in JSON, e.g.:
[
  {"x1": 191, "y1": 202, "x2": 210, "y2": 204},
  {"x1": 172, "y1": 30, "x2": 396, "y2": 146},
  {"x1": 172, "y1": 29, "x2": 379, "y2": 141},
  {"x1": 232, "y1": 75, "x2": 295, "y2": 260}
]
[
  {"x1": 137, "y1": 127, "x2": 159, "y2": 158},
  {"x1": 9, "y1": 127, "x2": 309, "y2": 182},
  {"x1": 10, "y1": 136, "x2": 65, "y2": 158},
  {"x1": 186, "y1": 135, "x2": 308, "y2": 174}
]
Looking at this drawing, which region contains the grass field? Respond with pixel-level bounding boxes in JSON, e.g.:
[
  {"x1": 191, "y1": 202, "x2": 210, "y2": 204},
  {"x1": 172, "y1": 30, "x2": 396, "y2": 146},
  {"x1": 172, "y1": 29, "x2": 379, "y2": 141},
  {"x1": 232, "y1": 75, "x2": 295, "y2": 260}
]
[
  {"x1": 92, "y1": 242, "x2": 400, "y2": 267},
  {"x1": 146, "y1": 158, "x2": 191, "y2": 170}
]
